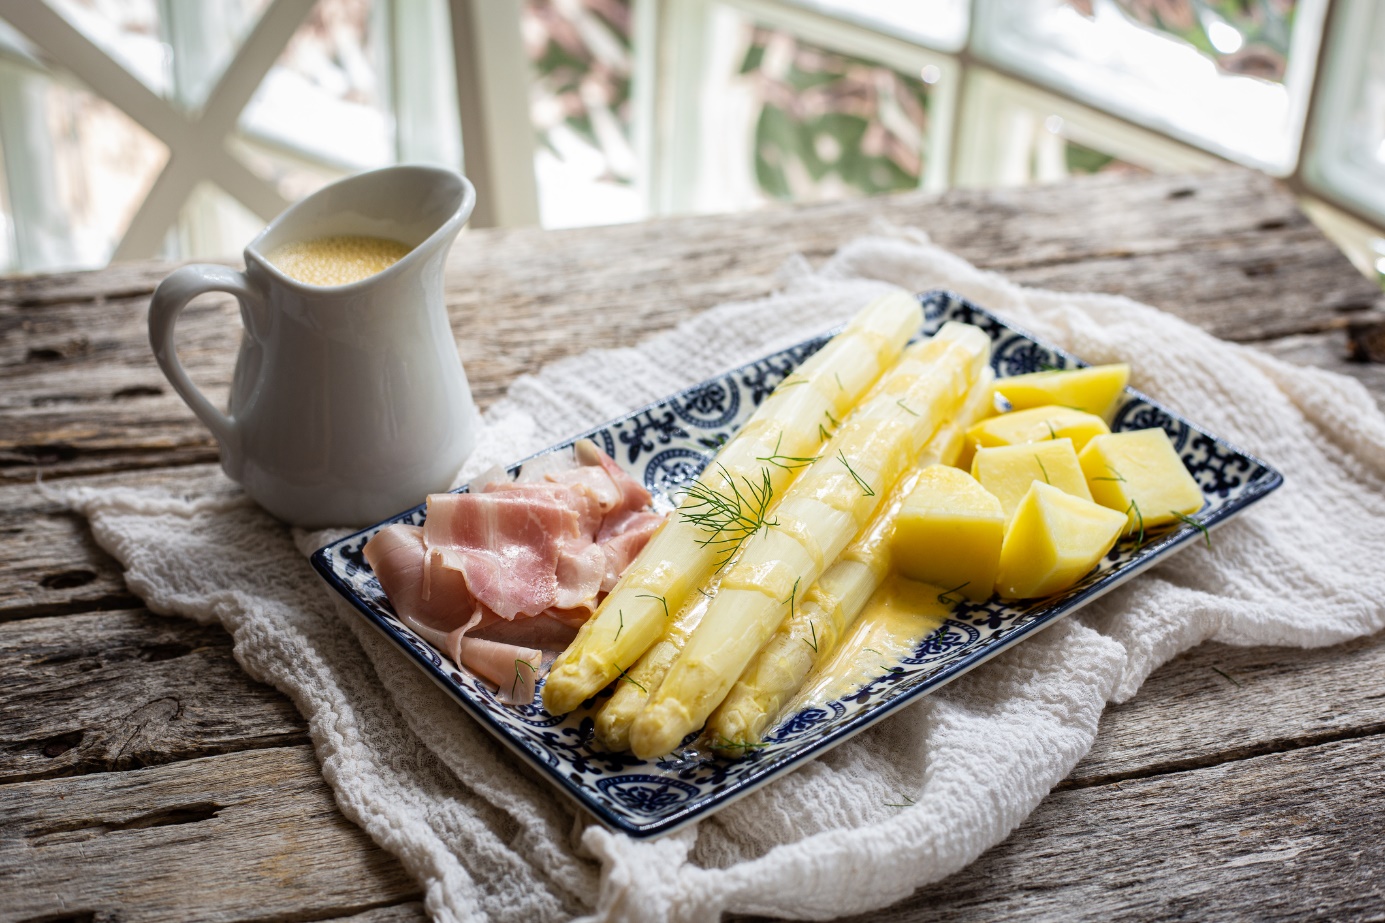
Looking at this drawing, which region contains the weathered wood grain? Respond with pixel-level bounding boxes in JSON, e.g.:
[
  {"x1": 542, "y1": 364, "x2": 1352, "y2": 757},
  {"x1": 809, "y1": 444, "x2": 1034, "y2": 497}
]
[
  {"x1": 0, "y1": 746, "x2": 420, "y2": 923},
  {"x1": 0, "y1": 465, "x2": 231, "y2": 620},
  {"x1": 2, "y1": 171, "x2": 1378, "y2": 484},
  {"x1": 0, "y1": 607, "x2": 306, "y2": 784},
  {"x1": 323, "y1": 902, "x2": 428, "y2": 923},
  {"x1": 1068, "y1": 632, "x2": 1385, "y2": 786},
  {"x1": 809, "y1": 733, "x2": 1385, "y2": 923}
]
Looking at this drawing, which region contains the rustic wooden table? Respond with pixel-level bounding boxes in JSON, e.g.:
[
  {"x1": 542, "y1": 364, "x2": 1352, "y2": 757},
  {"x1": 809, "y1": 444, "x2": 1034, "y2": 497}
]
[{"x1": 2, "y1": 169, "x2": 1383, "y2": 923}]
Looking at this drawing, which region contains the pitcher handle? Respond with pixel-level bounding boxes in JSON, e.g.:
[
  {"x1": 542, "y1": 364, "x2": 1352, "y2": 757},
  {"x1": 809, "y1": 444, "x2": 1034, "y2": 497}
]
[{"x1": 148, "y1": 264, "x2": 263, "y2": 478}]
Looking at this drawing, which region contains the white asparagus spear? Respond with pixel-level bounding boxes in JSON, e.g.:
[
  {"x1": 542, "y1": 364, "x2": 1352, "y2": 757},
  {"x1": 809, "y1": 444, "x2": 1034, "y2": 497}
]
[
  {"x1": 628, "y1": 322, "x2": 992, "y2": 758},
  {"x1": 707, "y1": 368, "x2": 995, "y2": 752},
  {"x1": 542, "y1": 292, "x2": 922, "y2": 715}
]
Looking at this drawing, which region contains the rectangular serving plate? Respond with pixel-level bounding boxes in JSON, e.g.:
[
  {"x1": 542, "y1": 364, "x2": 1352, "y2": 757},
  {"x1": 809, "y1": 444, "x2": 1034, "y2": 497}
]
[{"x1": 312, "y1": 290, "x2": 1283, "y2": 838}]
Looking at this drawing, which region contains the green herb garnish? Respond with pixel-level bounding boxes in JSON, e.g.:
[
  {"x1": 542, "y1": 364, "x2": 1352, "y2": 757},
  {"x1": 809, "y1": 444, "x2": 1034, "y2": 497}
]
[
  {"x1": 680, "y1": 464, "x2": 780, "y2": 568},
  {"x1": 615, "y1": 666, "x2": 646, "y2": 694},
  {"x1": 818, "y1": 422, "x2": 833, "y2": 442},
  {"x1": 837, "y1": 451, "x2": 875, "y2": 497},
  {"x1": 1126, "y1": 498, "x2": 1145, "y2": 547},
  {"x1": 511, "y1": 659, "x2": 536, "y2": 699},
  {"x1": 638, "y1": 593, "x2": 670, "y2": 619},
  {"x1": 756, "y1": 432, "x2": 818, "y2": 471},
  {"x1": 824, "y1": 409, "x2": 840, "y2": 428},
  {"x1": 778, "y1": 375, "x2": 809, "y2": 389},
  {"x1": 884, "y1": 794, "x2": 917, "y2": 808},
  {"x1": 804, "y1": 619, "x2": 819, "y2": 653},
  {"x1": 1035, "y1": 455, "x2": 1051, "y2": 484},
  {"x1": 896, "y1": 399, "x2": 919, "y2": 417},
  {"x1": 937, "y1": 581, "x2": 970, "y2": 606},
  {"x1": 713, "y1": 734, "x2": 768, "y2": 751},
  {"x1": 1173, "y1": 511, "x2": 1212, "y2": 549},
  {"x1": 1089, "y1": 464, "x2": 1127, "y2": 483},
  {"x1": 783, "y1": 576, "x2": 800, "y2": 615},
  {"x1": 835, "y1": 372, "x2": 845, "y2": 392}
]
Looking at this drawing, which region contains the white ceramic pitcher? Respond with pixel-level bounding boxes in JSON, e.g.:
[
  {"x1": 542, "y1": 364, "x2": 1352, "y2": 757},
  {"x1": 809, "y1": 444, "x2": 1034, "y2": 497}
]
[{"x1": 148, "y1": 165, "x2": 480, "y2": 529}]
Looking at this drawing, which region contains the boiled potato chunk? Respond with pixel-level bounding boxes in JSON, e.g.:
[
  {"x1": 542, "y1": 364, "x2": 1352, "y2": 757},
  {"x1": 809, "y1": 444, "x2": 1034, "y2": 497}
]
[
  {"x1": 995, "y1": 483, "x2": 1127, "y2": 599},
  {"x1": 992, "y1": 364, "x2": 1130, "y2": 421},
  {"x1": 1079, "y1": 428, "x2": 1204, "y2": 532},
  {"x1": 891, "y1": 466, "x2": 1004, "y2": 602},
  {"x1": 967, "y1": 405, "x2": 1111, "y2": 454},
  {"x1": 971, "y1": 438, "x2": 1092, "y2": 523}
]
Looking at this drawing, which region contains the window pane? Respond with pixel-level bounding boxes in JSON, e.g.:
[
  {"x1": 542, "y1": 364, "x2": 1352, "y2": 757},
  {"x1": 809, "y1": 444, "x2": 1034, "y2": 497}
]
[
  {"x1": 784, "y1": 0, "x2": 968, "y2": 52},
  {"x1": 972, "y1": 0, "x2": 1327, "y2": 173},
  {"x1": 0, "y1": 62, "x2": 167, "y2": 270},
  {"x1": 739, "y1": 25, "x2": 935, "y2": 203},
  {"x1": 954, "y1": 68, "x2": 1215, "y2": 188},
  {"x1": 239, "y1": 0, "x2": 394, "y2": 172},
  {"x1": 523, "y1": 0, "x2": 640, "y2": 228},
  {"x1": 1303, "y1": 0, "x2": 1385, "y2": 227}
]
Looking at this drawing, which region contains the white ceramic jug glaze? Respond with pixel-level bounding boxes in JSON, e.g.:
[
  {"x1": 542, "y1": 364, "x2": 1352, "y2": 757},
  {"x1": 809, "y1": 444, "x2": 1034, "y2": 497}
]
[{"x1": 149, "y1": 165, "x2": 480, "y2": 529}]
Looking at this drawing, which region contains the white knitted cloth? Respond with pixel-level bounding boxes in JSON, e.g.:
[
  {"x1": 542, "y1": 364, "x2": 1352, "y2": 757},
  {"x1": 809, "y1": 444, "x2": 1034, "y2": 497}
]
[{"x1": 64, "y1": 230, "x2": 1385, "y2": 922}]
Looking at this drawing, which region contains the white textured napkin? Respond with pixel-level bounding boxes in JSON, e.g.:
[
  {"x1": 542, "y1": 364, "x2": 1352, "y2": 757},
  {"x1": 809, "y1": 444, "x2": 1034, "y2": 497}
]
[{"x1": 62, "y1": 229, "x2": 1385, "y2": 922}]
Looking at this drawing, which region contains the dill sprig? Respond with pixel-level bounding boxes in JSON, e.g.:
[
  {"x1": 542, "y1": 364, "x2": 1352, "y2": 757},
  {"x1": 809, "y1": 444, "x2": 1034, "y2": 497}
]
[
  {"x1": 713, "y1": 734, "x2": 768, "y2": 752},
  {"x1": 1035, "y1": 455, "x2": 1051, "y2": 485},
  {"x1": 637, "y1": 593, "x2": 670, "y2": 618},
  {"x1": 837, "y1": 451, "x2": 875, "y2": 497},
  {"x1": 756, "y1": 433, "x2": 818, "y2": 471},
  {"x1": 1126, "y1": 498, "x2": 1145, "y2": 546},
  {"x1": 1173, "y1": 511, "x2": 1212, "y2": 549},
  {"x1": 680, "y1": 464, "x2": 780, "y2": 567},
  {"x1": 1089, "y1": 464, "x2": 1127, "y2": 483},
  {"x1": 884, "y1": 794, "x2": 917, "y2": 808},
  {"x1": 896, "y1": 398, "x2": 919, "y2": 417},
  {"x1": 511, "y1": 659, "x2": 535, "y2": 699},
  {"x1": 863, "y1": 647, "x2": 883, "y2": 656},
  {"x1": 777, "y1": 374, "x2": 809, "y2": 390},
  {"x1": 615, "y1": 665, "x2": 646, "y2": 694},
  {"x1": 937, "y1": 581, "x2": 970, "y2": 606},
  {"x1": 818, "y1": 422, "x2": 833, "y2": 442},
  {"x1": 804, "y1": 620, "x2": 819, "y2": 653},
  {"x1": 697, "y1": 586, "x2": 713, "y2": 600},
  {"x1": 614, "y1": 608, "x2": 625, "y2": 642},
  {"x1": 824, "y1": 409, "x2": 841, "y2": 428},
  {"x1": 1043, "y1": 420, "x2": 1058, "y2": 441},
  {"x1": 835, "y1": 372, "x2": 845, "y2": 392},
  {"x1": 782, "y1": 576, "x2": 800, "y2": 614}
]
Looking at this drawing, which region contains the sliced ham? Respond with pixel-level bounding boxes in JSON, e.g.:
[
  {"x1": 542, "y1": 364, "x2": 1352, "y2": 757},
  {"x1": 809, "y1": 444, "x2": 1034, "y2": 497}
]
[
  {"x1": 423, "y1": 490, "x2": 581, "y2": 620},
  {"x1": 595, "y1": 509, "x2": 666, "y2": 592},
  {"x1": 365, "y1": 440, "x2": 666, "y2": 706}
]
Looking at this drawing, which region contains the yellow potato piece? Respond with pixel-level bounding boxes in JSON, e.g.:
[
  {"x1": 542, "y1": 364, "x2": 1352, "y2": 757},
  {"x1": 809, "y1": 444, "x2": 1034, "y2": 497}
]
[
  {"x1": 1079, "y1": 428, "x2": 1205, "y2": 533},
  {"x1": 971, "y1": 439, "x2": 1092, "y2": 524},
  {"x1": 967, "y1": 404, "x2": 1111, "y2": 454},
  {"x1": 891, "y1": 467, "x2": 1003, "y2": 602},
  {"x1": 995, "y1": 483, "x2": 1127, "y2": 599},
  {"x1": 992, "y1": 364, "x2": 1130, "y2": 420}
]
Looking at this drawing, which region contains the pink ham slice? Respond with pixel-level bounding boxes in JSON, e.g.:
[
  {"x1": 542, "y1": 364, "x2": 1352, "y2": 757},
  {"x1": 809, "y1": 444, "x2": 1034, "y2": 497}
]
[
  {"x1": 423, "y1": 490, "x2": 581, "y2": 620},
  {"x1": 363, "y1": 524, "x2": 544, "y2": 705},
  {"x1": 364, "y1": 440, "x2": 665, "y2": 706},
  {"x1": 595, "y1": 509, "x2": 667, "y2": 592}
]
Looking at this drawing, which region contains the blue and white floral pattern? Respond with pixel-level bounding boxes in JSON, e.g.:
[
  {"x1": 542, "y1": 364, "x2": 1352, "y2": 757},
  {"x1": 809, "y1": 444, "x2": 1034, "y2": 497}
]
[{"x1": 312, "y1": 290, "x2": 1283, "y2": 838}]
